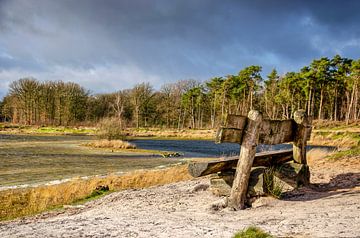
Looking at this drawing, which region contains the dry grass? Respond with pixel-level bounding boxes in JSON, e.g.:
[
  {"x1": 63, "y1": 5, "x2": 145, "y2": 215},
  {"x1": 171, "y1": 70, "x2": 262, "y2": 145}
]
[
  {"x1": 0, "y1": 165, "x2": 192, "y2": 220},
  {"x1": 84, "y1": 139, "x2": 136, "y2": 149},
  {"x1": 313, "y1": 120, "x2": 360, "y2": 131},
  {"x1": 125, "y1": 128, "x2": 215, "y2": 139},
  {"x1": 310, "y1": 131, "x2": 360, "y2": 148},
  {"x1": 306, "y1": 148, "x2": 333, "y2": 166}
]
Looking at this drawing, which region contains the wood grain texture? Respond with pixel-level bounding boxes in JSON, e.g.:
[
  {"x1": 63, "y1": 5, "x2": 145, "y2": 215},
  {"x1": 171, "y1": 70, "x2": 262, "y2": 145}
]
[
  {"x1": 228, "y1": 110, "x2": 263, "y2": 210},
  {"x1": 188, "y1": 149, "x2": 293, "y2": 177}
]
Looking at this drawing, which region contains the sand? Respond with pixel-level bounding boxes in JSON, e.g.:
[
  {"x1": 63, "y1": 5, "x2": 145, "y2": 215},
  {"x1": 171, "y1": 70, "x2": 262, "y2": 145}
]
[{"x1": 0, "y1": 155, "x2": 359, "y2": 238}]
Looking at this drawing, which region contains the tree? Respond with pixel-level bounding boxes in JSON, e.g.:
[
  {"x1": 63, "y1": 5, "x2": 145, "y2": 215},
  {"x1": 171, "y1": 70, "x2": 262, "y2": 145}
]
[
  {"x1": 205, "y1": 77, "x2": 224, "y2": 128},
  {"x1": 263, "y1": 69, "x2": 280, "y2": 119},
  {"x1": 130, "y1": 83, "x2": 154, "y2": 128},
  {"x1": 346, "y1": 59, "x2": 360, "y2": 123},
  {"x1": 238, "y1": 66, "x2": 262, "y2": 110},
  {"x1": 309, "y1": 57, "x2": 331, "y2": 120}
]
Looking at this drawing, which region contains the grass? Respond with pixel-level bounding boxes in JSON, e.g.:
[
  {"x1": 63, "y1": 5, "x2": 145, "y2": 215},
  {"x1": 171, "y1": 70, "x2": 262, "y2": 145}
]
[
  {"x1": 84, "y1": 139, "x2": 136, "y2": 149},
  {"x1": 123, "y1": 127, "x2": 215, "y2": 140},
  {"x1": 233, "y1": 226, "x2": 274, "y2": 238},
  {"x1": 310, "y1": 131, "x2": 360, "y2": 148},
  {"x1": 1, "y1": 123, "x2": 215, "y2": 140},
  {"x1": 0, "y1": 123, "x2": 96, "y2": 135},
  {"x1": 34, "y1": 126, "x2": 95, "y2": 134},
  {"x1": 72, "y1": 185, "x2": 112, "y2": 205},
  {"x1": 0, "y1": 165, "x2": 192, "y2": 221},
  {"x1": 328, "y1": 146, "x2": 360, "y2": 161},
  {"x1": 312, "y1": 120, "x2": 360, "y2": 130},
  {"x1": 263, "y1": 167, "x2": 284, "y2": 199}
]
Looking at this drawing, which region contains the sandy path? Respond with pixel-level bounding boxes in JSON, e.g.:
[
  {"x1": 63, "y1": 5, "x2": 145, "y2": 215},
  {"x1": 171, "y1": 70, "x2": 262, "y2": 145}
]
[{"x1": 1, "y1": 156, "x2": 359, "y2": 238}]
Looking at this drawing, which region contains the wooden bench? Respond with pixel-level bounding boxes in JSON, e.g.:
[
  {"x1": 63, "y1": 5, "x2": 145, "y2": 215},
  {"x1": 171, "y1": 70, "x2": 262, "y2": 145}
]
[{"x1": 188, "y1": 110, "x2": 312, "y2": 210}]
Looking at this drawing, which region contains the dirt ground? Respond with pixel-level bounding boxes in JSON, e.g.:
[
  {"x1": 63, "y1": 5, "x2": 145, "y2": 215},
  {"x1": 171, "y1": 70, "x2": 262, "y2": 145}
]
[{"x1": 0, "y1": 154, "x2": 359, "y2": 238}]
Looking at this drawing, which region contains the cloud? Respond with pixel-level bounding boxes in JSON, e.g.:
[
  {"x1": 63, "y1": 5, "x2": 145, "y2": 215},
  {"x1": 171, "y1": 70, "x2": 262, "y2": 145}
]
[
  {"x1": 0, "y1": 0, "x2": 359, "y2": 99},
  {"x1": 0, "y1": 64, "x2": 162, "y2": 98}
]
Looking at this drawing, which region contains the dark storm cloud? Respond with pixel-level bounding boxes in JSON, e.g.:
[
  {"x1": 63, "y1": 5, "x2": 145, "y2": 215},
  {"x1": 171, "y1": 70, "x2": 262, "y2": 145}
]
[{"x1": 0, "y1": 0, "x2": 359, "y2": 98}]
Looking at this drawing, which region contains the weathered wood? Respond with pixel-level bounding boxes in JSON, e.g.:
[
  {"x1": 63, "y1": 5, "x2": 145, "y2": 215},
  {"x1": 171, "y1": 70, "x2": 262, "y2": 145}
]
[
  {"x1": 217, "y1": 114, "x2": 313, "y2": 145},
  {"x1": 226, "y1": 114, "x2": 247, "y2": 129},
  {"x1": 210, "y1": 168, "x2": 267, "y2": 197},
  {"x1": 188, "y1": 149, "x2": 293, "y2": 177},
  {"x1": 215, "y1": 115, "x2": 247, "y2": 143},
  {"x1": 259, "y1": 119, "x2": 294, "y2": 144},
  {"x1": 293, "y1": 110, "x2": 311, "y2": 164},
  {"x1": 228, "y1": 110, "x2": 263, "y2": 210},
  {"x1": 218, "y1": 119, "x2": 296, "y2": 144},
  {"x1": 215, "y1": 128, "x2": 243, "y2": 144},
  {"x1": 210, "y1": 163, "x2": 310, "y2": 198}
]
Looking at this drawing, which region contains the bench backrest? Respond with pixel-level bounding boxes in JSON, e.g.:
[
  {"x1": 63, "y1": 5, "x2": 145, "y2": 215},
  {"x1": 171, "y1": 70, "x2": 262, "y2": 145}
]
[
  {"x1": 216, "y1": 114, "x2": 311, "y2": 145},
  {"x1": 215, "y1": 110, "x2": 312, "y2": 165}
]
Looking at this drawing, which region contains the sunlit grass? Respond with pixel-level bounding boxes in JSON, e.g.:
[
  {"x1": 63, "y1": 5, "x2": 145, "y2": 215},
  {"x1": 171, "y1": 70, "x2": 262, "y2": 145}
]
[
  {"x1": 84, "y1": 139, "x2": 136, "y2": 149},
  {"x1": 329, "y1": 147, "x2": 360, "y2": 161},
  {"x1": 0, "y1": 165, "x2": 192, "y2": 221},
  {"x1": 310, "y1": 131, "x2": 360, "y2": 148},
  {"x1": 233, "y1": 226, "x2": 274, "y2": 238}
]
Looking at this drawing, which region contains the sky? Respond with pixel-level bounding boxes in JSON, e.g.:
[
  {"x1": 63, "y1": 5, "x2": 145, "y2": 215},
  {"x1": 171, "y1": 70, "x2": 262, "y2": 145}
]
[{"x1": 0, "y1": 0, "x2": 360, "y2": 99}]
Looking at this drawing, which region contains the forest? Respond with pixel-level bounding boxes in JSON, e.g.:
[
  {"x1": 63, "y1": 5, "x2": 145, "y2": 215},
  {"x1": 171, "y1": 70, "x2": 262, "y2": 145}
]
[{"x1": 0, "y1": 55, "x2": 359, "y2": 128}]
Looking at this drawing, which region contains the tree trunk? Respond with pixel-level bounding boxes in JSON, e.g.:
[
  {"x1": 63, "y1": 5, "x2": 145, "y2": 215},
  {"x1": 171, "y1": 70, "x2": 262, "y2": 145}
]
[
  {"x1": 318, "y1": 87, "x2": 324, "y2": 120},
  {"x1": 346, "y1": 83, "x2": 356, "y2": 124}
]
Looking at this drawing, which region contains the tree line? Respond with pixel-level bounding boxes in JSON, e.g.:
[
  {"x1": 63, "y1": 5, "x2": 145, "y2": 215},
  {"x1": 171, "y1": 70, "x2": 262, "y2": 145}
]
[{"x1": 1, "y1": 55, "x2": 359, "y2": 127}]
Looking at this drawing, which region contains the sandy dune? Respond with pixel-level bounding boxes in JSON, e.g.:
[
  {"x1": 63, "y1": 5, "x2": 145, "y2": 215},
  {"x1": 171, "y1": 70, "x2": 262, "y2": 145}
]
[{"x1": 0, "y1": 156, "x2": 359, "y2": 238}]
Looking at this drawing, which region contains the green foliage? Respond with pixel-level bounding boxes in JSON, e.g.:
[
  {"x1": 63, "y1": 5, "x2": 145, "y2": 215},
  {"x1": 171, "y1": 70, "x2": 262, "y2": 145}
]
[
  {"x1": 233, "y1": 226, "x2": 274, "y2": 238},
  {"x1": 34, "y1": 126, "x2": 94, "y2": 134},
  {"x1": 1, "y1": 55, "x2": 360, "y2": 128},
  {"x1": 73, "y1": 185, "x2": 111, "y2": 204},
  {"x1": 264, "y1": 167, "x2": 283, "y2": 198},
  {"x1": 329, "y1": 147, "x2": 360, "y2": 161}
]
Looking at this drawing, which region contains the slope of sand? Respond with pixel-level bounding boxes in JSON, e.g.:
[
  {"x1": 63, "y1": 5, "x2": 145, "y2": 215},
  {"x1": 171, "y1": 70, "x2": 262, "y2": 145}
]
[{"x1": 0, "y1": 155, "x2": 359, "y2": 238}]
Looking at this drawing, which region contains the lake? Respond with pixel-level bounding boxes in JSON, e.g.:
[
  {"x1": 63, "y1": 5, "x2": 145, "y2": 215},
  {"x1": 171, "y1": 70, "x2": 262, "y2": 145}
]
[{"x1": 0, "y1": 134, "x2": 333, "y2": 188}]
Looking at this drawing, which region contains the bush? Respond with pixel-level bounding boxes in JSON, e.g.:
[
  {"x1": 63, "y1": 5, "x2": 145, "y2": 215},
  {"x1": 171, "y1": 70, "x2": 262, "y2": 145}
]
[
  {"x1": 233, "y1": 226, "x2": 274, "y2": 238},
  {"x1": 97, "y1": 117, "x2": 125, "y2": 140},
  {"x1": 264, "y1": 167, "x2": 283, "y2": 199}
]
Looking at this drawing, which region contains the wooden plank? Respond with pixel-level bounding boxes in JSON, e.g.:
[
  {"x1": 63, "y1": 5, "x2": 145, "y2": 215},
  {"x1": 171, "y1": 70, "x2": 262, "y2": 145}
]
[
  {"x1": 293, "y1": 110, "x2": 310, "y2": 164},
  {"x1": 228, "y1": 110, "x2": 263, "y2": 210},
  {"x1": 215, "y1": 127, "x2": 243, "y2": 143},
  {"x1": 226, "y1": 114, "x2": 247, "y2": 129},
  {"x1": 217, "y1": 117, "x2": 311, "y2": 145},
  {"x1": 259, "y1": 119, "x2": 295, "y2": 144},
  {"x1": 188, "y1": 149, "x2": 293, "y2": 177}
]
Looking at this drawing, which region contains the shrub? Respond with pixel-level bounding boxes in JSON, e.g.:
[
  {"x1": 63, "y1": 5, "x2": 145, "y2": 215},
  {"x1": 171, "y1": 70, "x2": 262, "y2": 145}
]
[
  {"x1": 97, "y1": 117, "x2": 125, "y2": 140},
  {"x1": 263, "y1": 167, "x2": 283, "y2": 199},
  {"x1": 233, "y1": 226, "x2": 274, "y2": 238}
]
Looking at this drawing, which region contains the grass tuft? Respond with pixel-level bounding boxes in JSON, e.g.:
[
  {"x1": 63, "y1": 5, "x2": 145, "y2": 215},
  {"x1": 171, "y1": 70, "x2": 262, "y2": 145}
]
[
  {"x1": 264, "y1": 167, "x2": 283, "y2": 199},
  {"x1": 233, "y1": 226, "x2": 274, "y2": 238},
  {"x1": 72, "y1": 185, "x2": 111, "y2": 205},
  {"x1": 84, "y1": 139, "x2": 136, "y2": 149}
]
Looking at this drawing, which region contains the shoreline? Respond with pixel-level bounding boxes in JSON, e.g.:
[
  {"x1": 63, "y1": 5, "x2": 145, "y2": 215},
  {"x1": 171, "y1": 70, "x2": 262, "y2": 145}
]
[{"x1": 1, "y1": 152, "x2": 359, "y2": 237}]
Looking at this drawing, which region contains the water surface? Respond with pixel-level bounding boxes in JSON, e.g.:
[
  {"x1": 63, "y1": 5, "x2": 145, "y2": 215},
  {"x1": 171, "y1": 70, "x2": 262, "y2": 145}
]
[{"x1": 0, "y1": 134, "x2": 334, "y2": 188}]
